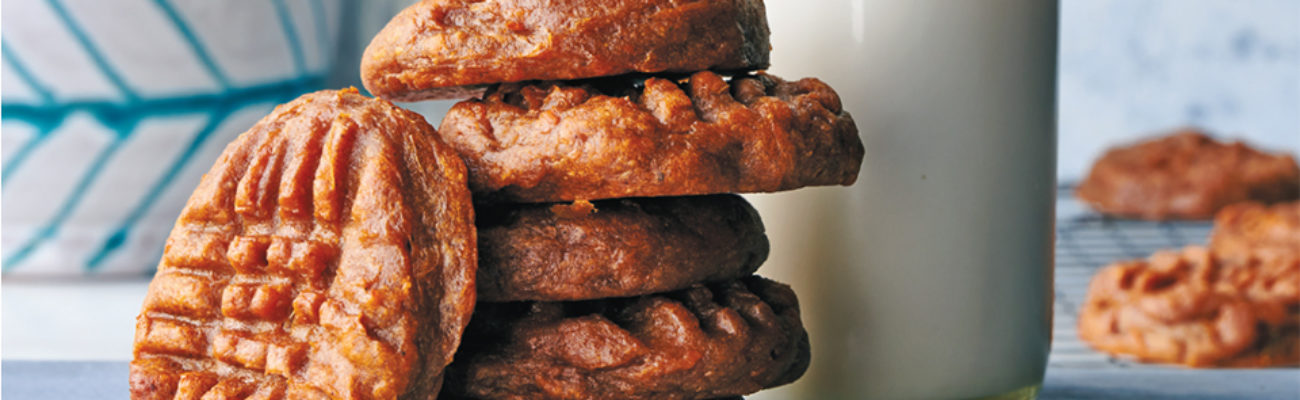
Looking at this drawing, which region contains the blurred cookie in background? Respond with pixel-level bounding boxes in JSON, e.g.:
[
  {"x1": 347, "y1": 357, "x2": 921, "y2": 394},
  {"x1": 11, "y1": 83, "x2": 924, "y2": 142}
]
[
  {"x1": 1211, "y1": 201, "x2": 1300, "y2": 262},
  {"x1": 1077, "y1": 246, "x2": 1298, "y2": 368},
  {"x1": 1076, "y1": 129, "x2": 1299, "y2": 220}
]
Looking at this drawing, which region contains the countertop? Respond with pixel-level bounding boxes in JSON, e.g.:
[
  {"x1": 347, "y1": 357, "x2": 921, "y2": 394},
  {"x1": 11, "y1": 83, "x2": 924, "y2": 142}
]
[{"x1": 3, "y1": 360, "x2": 1297, "y2": 399}]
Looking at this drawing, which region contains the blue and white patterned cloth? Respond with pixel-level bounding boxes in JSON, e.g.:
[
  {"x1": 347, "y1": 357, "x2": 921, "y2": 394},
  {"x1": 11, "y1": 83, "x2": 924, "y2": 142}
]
[{"x1": 2, "y1": 0, "x2": 342, "y2": 276}]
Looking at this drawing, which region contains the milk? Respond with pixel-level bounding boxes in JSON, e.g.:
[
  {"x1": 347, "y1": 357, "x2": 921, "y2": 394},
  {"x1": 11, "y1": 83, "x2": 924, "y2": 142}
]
[{"x1": 749, "y1": 1, "x2": 1058, "y2": 398}]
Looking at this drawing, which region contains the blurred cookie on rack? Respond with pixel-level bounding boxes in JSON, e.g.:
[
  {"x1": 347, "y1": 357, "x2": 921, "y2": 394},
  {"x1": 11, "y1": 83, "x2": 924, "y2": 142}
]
[
  {"x1": 1076, "y1": 129, "x2": 1299, "y2": 220},
  {"x1": 1077, "y1": 246, "x2": 1298, "y2": 368},
  {"x1": 1210, "y1": 201, "x2": 1300, "y2": 262}
]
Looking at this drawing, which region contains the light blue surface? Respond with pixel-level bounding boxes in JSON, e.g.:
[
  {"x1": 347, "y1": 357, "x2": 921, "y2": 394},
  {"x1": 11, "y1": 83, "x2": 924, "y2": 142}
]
[
  {"x1": 1059, "y1": 0, "x2": 1300, "y2": 181},
  {"x1": 2, "y1": 361, "x2": 1297, "y2": 400}
]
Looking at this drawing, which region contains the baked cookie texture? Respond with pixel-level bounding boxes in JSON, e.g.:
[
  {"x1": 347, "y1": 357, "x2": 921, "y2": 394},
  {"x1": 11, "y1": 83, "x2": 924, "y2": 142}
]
[
  {"x1": 1076, "y1": 129, "x2": 1300, "y2": 220},
  {"x1": 476, "y1": 194, "x2": 769, "y2": 302},
  {"x1": 361, "y1": 0, "x2": 770, "y2": 101},
  {"x1": 439, "y1": 71, "x2": 864, "y2": 203},
  {"x1": 1077, "y1": 247, "x2": 1299, "y2": 367},
  {"x1": 444, "y1": 276, "x2": 810, "y2": 400},
  {"x1": 1210, "y1": 201, "x2": 1300, "y2": 263},
  {"x1": 130, "y1": 89, "x2": 477, "y2": 399}
]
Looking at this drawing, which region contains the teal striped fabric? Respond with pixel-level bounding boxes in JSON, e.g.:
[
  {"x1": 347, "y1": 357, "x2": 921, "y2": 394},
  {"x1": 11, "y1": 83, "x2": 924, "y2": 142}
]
[{"x1": 2, "y1": 0, "x2": 342, "y2": 276}]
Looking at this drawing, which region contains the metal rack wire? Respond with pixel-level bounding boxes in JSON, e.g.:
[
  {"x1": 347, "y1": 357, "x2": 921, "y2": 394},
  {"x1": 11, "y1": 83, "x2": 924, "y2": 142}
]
[{"x1": 1050, "y1": 186, "x2": 1216, "y2": 369}]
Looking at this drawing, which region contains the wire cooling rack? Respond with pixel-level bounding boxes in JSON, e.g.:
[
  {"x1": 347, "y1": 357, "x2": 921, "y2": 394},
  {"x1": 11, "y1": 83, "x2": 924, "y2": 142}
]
[{"x1": 1049, "y1": 186, "x2": 1216, "y2": 369}]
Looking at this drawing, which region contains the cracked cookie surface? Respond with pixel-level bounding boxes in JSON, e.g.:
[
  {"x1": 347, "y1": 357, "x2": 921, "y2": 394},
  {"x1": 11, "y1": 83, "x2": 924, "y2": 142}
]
[
  {"x1": 361, "y1": 0, "x2": 770, "y2": 101},
  {"x1": 1076, "y1": 129, "x2": 1300, "y2": 220},
  {"x1": 439, "y1": 71, "x2": 864, "y2": 203},
  {"x1": 130, "y1": 89, "x2": 477, "y2": 399},
  {"x1": 476, "y1": 194, "x2": 769, "y2": 302},
  {"x1": 444, "y1": 276, "x2": 810, "y2": 400}
]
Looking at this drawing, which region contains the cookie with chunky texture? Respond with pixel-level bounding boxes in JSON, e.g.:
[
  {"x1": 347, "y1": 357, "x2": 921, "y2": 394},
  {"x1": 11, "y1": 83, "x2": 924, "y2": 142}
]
[
  {"x1": 1077, "y1": 247, "x2": 1299, "y2": 367},
  {"x1": 476, "y1": 194, "x2": 769, "y2": 302},
  {"x1": 439, "y1": 71, "x2": 864, "y2": 203},
  {"x1": 444, "y1": 276, "x2": 810, "y2": 400},
  {"x1": 130, "y1": 89, "x2": 477, "y2": 399},
  {"x1": 361, "y1": 0, "x2": 770, "y2": 101},
  {"x1": 1210, "y1": 201, "x2": 1300, "y2": 262},
  {"x1": 1076, "y1": 129, "x2": 1300, "y2": 220}
]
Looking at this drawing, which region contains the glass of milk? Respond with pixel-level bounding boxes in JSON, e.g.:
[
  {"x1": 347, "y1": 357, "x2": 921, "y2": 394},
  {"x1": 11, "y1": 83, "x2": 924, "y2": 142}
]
[{"x1": 749, "y1": 1, "x2": 1057, "y2": 399}]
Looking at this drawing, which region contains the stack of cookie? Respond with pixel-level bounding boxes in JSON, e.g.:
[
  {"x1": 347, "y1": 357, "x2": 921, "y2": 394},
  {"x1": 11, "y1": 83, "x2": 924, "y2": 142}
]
[
  {"x1": 127, "y1": 1, "x2": 863, "y2": 399},
  {"x1": 360, "y1": 1, "x2": 863, "y2": 399}
]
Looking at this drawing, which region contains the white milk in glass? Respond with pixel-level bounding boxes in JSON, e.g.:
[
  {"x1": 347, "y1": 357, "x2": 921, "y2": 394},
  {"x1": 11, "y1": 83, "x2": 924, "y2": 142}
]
[{"x1": 748, "y1": 1, "x2": 1057, "y2": 399}]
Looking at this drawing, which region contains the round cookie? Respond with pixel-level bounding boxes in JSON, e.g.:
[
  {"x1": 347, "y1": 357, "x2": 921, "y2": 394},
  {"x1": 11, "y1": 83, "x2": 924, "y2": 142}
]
[
  {"x1": 1077, "y1": 247, "x2": 1299, "y2": 367},
  {"x1": 1210, "y1": 201, "x2": 1300, "y2": 262},
  {"x1": 361, "y1": 0, "x2": 770, "y2": 101},
  {"x1": 477, "y1": 194, "x2": 769, "y2": 302},
  {"x1": 439, "y1": 71, "x2": 864, "y2": 203},
  {"x1": 1076, "y1": 129, "x2": 1300, "y2": 220},
  {"x1": 444, "y1": 276, "x2": 810, "y2": 400},
  {"x1": 130, "y1": 89, "x2": 477, "y2": 399}
]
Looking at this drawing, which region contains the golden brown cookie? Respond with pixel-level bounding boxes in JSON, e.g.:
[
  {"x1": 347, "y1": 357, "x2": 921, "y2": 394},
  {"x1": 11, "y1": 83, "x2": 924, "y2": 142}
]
[
  {"x1": 444, "y1": 276, "x2": 810, "y2": 400},
  {"x1": 1076, "y1": 129, "x2": 1300, "y2": 220},
  {"x1": 439, "y1": 71, "x2": 864, "y2": 203},
  {"x1": 129, "y1": 89, "x2": 477, "y2": 399},
  {"x1": 361, "y1": 0, "x2": 770, "y2": 101},
  {"x1": 1077, "y1": 247, "x2": 1299, "y2": 367},
  {"x1": 1210, "y1": 201, "x2": 1300, "y2": 262},
  {"x1": 477, "y1": 194, "x2": 769, "y2": 302}
]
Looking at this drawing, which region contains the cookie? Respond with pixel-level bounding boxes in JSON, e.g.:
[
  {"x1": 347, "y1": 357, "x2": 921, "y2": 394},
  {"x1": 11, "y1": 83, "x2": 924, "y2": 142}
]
[
  {"x1": 439, "y1": 71, "x2": 864, "y2": 203},
  {"x1": 130, "y1": 89, "x2": 477, "y2": 399},
  {"x1": 1076, "y1": 129, "x2": 1300, "y2": 220},
  {"x1": 1077, "y1": 247, "x2": 1299, "y2": 367},
  {"x1": 1210, "y1": 201, "x2": 1300, "y2": 262},
  {"x1": 361, "y1": 0, "x2": 770, "y2": 101},
  {"x1": 444, "y1": 276, "x2": 810, "y2": 400},
  {"x1": 477, "y1": 194, "x2": 769, "y2": 302}
]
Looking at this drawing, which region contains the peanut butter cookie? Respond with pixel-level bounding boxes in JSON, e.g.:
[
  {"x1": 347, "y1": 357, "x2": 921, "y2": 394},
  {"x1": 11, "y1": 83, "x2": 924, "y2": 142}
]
[
  {"x1": 361, "y1": 0, "x2": 770, "y2": 101},
  {"x1": 439, "y1": 71, "x2": 863, "y2": 203},
  {"x1": 1078, "y1": 247, "x2": 1298, "y2": 367},
  {"x1": 476, "y1": 194, "x2": 768, "y2": 302},
  {"x1": 1210, "y1": 201, "x2": 1300, "y2": 262},
  {"x1": 1076, "y1": 129, "x2": 1300, "y2": 220},
  {"x1": 130, "y1": 89, "x2": 477, "y2": 399},
  {"x1": 444, "y1": 276, "x2": 810, "y2": 400}
]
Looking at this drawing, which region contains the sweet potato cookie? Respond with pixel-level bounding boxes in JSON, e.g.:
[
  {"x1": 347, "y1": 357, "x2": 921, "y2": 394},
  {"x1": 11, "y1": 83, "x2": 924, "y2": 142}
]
[
  {"x1": 1076, "y1": 129, "x2": 1300, "y2": 220},
  {"x1": 444, "y1": 276, "x2": 810, "y2": 400},
  {"x1": 477, "y1": 194, "x2": 769, "y2": 302},
  {"x1": 1077, "y1": 247, "x2": 1299, "y2": 367},
  {"x1": 130, "y1": 89, "x2": 477, "y2": 399},
  {"x1": 439, "y1": 71, "x2": 864, "y2": 203},
  {"x1": 361, "y1": 0, "x2": 770, "y2": 101},
  {"x1": 1210, "y1": 201, "x2": 1300, "y2": 262}
]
